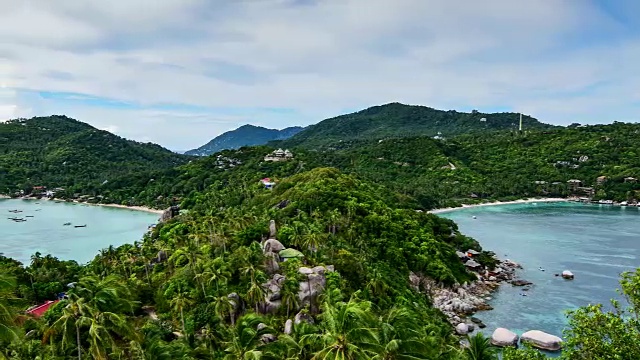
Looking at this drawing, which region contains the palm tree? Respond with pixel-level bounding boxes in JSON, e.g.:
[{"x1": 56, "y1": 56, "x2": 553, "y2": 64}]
[
  {"x1": 372, "y1": 307, "x2": 432, "y2": 360},
  {"x1": 46, "y1": 295, "x2": 93, "y2": 360},
  {"x1": 266, "y1": 321, "x2": 318, "y2": 360},
  {"x1": 305, "y1": 296, "x2": 379, "y2": 359},
  {"x1": 464, "y1": 333, "x2": 497, "y2": 360},
  {"x1": 44, "y1": 275, "x2": 136, "y2": 359},
  {"x1": 212, "y1": 295, "x2": 235, "y2": 326},
  {"x1": 207, "y1": 258, "x2": 232, "y2": 294},
  {"x1": 0, "y1": 274, "x2": 18, "y2": 343},
  {"x1": 170, "y1": 291, "x2": 193, "y2": 336},
  {"x1": 223, "y1": 313, "x2": 268, "y2": 360},
  {"x1": 280, "y1": 279, "x2": 300, "y2": 318}
]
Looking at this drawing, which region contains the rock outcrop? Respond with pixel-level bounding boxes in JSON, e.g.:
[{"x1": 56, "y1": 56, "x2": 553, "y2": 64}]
[
  {"x1": 260, "y1": 266, "x2": 333, "y2": 314},
  {"x1": 455, "y1": 323, "x2": 469, "y2": 335},
  {"x1": 418, "y1": 257, "x2": 521, "y2": 327},
  {"x1": 160, "y1": 205, "x2": 180, "y2": 222},
  {"x1": 491, "y1": 328, "x2": 519, "y2": 347},
  {"x1": 284, "y1": 319, "x2": 293, "y2": 334},
  {"x1": 562, "y1": 270, "x2": 574, "y2": 280},
  {"x1": 263, "y1": 239, "x2": 285, "y2": 254},
  {"x1": 269, "y1": 220, "x2": 277, "y2": 238},
  {"x1": 521, "y1": 330, "x2": 563, "y2": 351}
]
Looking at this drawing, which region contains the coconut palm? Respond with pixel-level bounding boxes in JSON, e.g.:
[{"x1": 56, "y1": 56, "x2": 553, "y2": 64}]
[
  {"x1": 223, "y1": 313, "x2": 268, "y2": 360},
  {"x1": 170, "y1": 291, "x2": 193, "y2": 336},
  {"x1": 464, "y1": 332, "x2": 497, "y2": 360},
  {"x1": 0, "y1": 275, "x2": 18, "y2": 343},
  {"x1": 305, "y1": 296, "x2": 379, "y2": 360},
  {"x1": 44, "y1": 275, "x2": 136, "y2": 359},
  {"x1": 46, "y1": 295, "x2": 93, "y2": 360}
]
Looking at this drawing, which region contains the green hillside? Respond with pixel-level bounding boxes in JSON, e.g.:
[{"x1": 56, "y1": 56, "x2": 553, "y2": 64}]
[
  {"x1": 0, "y1": 115, "x2": 189, "y2": 196},
  {"x1": 0, "y1": 115, "x2": 639, "y2": 359},
  {"x1": 278, "y1": 102, "x2": 555, "y2": 149}
]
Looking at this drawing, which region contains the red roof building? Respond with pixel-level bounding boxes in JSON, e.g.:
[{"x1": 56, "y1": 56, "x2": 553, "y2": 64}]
[{"x1": 26, "y1": 300, "x2": 59, "y2": 317}]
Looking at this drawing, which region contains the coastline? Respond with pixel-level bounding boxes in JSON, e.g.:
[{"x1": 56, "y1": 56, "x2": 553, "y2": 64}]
[
  {"x1": 428, "y1": 197, "x2": 568, "y2": 214},
  {"x1": 87, "y1": 202, "x2": 164, "y2": 215},
  {"x1": 2, "y1": 196, "x2": 164, "y2": 215}
]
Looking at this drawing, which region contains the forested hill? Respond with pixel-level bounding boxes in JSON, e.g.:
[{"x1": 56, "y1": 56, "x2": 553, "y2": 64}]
[
  {"x1": 277, "y1": 102, "x2": 556, "y2": 148},
  {"x1": 185, "y1": 124, "x2": 304, "y2": 156},
  {"x1": 0, "y1": 115, "x2": 188, "y2": 196}
]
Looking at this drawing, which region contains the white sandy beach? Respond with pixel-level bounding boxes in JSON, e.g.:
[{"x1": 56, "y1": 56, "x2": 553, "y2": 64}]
[
  {"x1": 87, "y1": 202, "x2": 164, "y2": 215},
  {"x1": 428, "y1": 197, "x2": 568, "y2": 214}
]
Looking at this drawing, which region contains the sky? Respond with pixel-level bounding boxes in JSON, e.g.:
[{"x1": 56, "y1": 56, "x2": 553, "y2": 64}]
[{"x1": 1, "y1": 0, "x2": 640, "y2": 151}]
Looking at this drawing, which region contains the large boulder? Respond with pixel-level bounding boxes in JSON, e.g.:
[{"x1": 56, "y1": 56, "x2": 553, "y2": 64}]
[
  {"x1": 511, "y1": 279, "x2": 533, "y2": 286},
  {"x1": 284, "y1": 319, "x2": 293, "y2": 334},
  {"x1": 269, "y1": 220, "x2": 277, "y2": 238},
  {"x1": 491, "y1": 328, "x2": 518, "y2": 347},
  {"x1": 521, "y1": 330, "x2": 563, "y2": 351},
  {"x1": 298, "y1": 267, "x2": 314, "y2": 276},
  {"x1": 455, "y1": 323, "x2": 469, "y2": 335},
  {"x1": 562, "y1": 270, "x2": 574, "y2": 280},
  {"x1": 263, "y1": 239, "x2": 285, "y2": 254},
  {"x1": 264, "y1": 252, "x2": 280, "y2": 274},
  {"x1": 294, "y1": 311, "x2": 314, "y2": 325}
]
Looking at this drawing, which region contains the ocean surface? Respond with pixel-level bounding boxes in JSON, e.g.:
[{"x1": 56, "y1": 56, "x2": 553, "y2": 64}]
[
  {"x1": 442, "y1": 202, "x2": 640, "y2": 347},
  {"x1": 0, "y1": 199, "x2": 159, "y2": 265}
]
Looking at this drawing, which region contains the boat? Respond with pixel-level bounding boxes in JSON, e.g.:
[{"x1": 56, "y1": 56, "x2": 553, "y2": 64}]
[
  {"x1": 26, "y1": 215, "x2": 34, "y2": 218},
  {"x1": 63, "y1": 222, "x2": 72, "y2": 226},
  {"x1": 74, "y1": 225, "x2": 87, "y2": 228}
]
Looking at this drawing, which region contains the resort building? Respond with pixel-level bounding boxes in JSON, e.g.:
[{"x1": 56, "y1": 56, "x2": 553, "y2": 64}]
[
  {"x1": 567, "y1": 179, "x2": 582, "y2": 191},
  {"x1": 264, "y1": 149, "x2": 294, "y2": 162}
]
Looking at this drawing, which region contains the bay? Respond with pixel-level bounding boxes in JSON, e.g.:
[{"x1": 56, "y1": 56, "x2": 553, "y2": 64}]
[
  {"x1": 0, "y1": 199, "x2": 159, "y2": 265},
  {"x1": 441, "y1": 202, "x2": 640, "y2": 347}
]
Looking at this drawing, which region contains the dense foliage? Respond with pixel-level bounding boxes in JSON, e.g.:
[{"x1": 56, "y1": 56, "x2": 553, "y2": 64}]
[
  {"x1": 0, "y1": 116, "x2": 188, "y2": 197},
  {"x1": 0, "y1": 167, "x2": 487, "y2": 359},
  {"x1": 277, "y1": 102, "x2": 554, "y2": 149},
  {"x1": 185, "y1": 125, "x2": 303, "y2": 156}
]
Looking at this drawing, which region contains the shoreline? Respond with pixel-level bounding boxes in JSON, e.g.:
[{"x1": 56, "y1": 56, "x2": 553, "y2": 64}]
[
  {"x1": 85, "y1": 202, "x2": 164, "y2": 215},
  {"x1": 428, "y1": 197, "x2": 569, "y2": 214},
  {"x1": 2, "y1": 196, "x2": 164, "y2": 215}
]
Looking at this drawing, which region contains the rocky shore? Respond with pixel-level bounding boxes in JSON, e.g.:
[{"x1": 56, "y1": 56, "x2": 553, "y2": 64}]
[{"x1": 411, "y1": 257, "x2": 526, "y2": 331}]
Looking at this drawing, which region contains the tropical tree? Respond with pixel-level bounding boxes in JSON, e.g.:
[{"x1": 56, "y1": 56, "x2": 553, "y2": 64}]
[
  {"x1": 464, "y1": 332, "x2": 497, "y2": 360},
  {"x1": 0, "y1": 275, "x2": 18, "y2": 345},
  {"x1": 305, "y1": 296, "x2": 379, "y2": 359},
  {"x1": 223, "y1": 313, "x2": 268, "y2": 360}
]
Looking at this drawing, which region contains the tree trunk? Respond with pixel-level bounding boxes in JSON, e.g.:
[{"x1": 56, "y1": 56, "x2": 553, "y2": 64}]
[
  {"x1": 181, "y1": 307, "x2": 186, "y2": 335},
  {"x1": 76, "y1": 324, "x2": 81, "y2": 360}
]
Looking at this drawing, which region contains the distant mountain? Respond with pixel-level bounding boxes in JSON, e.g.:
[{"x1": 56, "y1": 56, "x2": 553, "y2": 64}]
[
  {"x1": 0, "y1": 115, "x2": 188, "y2": 196},
  {"x1": 279, "y1": 102, "x2": 556, "y2": 148},
  {"x1": 185, "y1": 124, "x2": 304, "y2": 156}
]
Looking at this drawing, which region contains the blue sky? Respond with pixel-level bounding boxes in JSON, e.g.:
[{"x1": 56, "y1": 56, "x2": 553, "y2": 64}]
[{"x1": 1, "y1": 0, "x2": 640, "y2": 150}]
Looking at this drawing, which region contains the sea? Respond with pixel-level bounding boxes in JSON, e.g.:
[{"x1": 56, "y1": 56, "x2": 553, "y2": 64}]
[
  {"x1": 441, "y1": 202, "x2": 640, "y2": 350},
  {"x1": 0, "y1": 199, "x2": 159, "y2": 265}
]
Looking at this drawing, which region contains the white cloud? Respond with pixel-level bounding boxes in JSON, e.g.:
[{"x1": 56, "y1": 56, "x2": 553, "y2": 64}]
[{"x1": 1, "y1": 0, "x2": 639, "y2": 149}]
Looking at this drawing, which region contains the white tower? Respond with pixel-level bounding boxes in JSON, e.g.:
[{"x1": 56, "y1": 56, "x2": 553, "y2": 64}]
[{"x1": 519, "y1": 113, "x2": 523, "y2": 131}]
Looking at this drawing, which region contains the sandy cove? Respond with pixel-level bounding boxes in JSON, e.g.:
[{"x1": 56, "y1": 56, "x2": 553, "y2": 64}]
[
  {"x1": 78, "y1": 202, "x2": 164, "y2": 215},
  {"x1": 428, "y1": 197, "x2": 568, "y2": 214}
]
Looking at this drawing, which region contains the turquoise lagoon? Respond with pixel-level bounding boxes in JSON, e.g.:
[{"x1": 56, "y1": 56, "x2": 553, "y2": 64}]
[
  {"x1": 0, "y1": 199, "x2": 159, "y2": 265},
  {"x1": 441, "y1": 202, "x2": 640, "y2": 341}
]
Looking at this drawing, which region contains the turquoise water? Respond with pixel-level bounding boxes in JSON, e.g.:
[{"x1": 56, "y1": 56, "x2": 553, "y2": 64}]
[
  {"x1": 442, "y1": 202, "x2": 640, "y2": 343},
  {"x1": 0, "y1": 199, "x2": 159, "y2": 265}
]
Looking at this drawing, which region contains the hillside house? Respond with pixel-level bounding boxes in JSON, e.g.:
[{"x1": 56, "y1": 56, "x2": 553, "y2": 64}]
[
  {"x1": 567, "y1": 179, "x2": 582, "y2": 191},
  {"x1": 259, "y1": 178, "x2": 276, "y2": 189},
  {"x1": 624, "y1": 177, "x2": 638, "y2": 183},
  {"x1": 596, "y1": 176, "x2": 607, "y2": 185},
  {"x1": 264, "y1": 149, "x2": 294, "y2": 162},
  {"x1": 26, "y1": 300, "x2": 59, "y2": 318}
]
